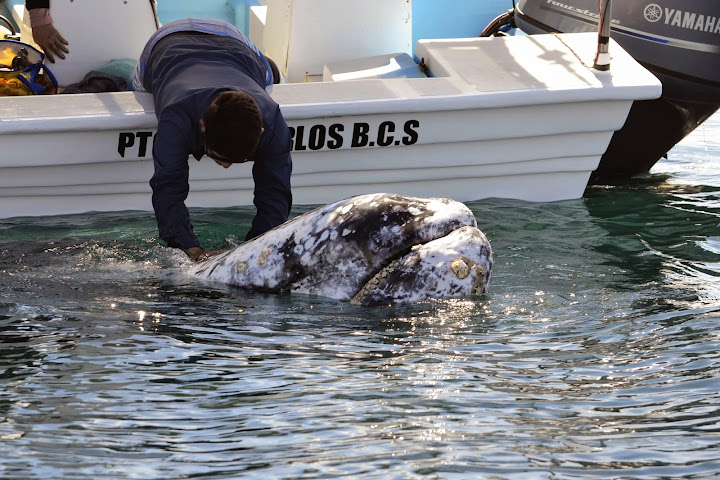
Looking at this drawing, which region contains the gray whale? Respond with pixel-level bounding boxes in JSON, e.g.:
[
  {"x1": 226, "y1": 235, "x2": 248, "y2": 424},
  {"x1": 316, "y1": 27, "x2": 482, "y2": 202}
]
[{"x1": 190, "y1": 193, "x2": 493, "y2": 306}]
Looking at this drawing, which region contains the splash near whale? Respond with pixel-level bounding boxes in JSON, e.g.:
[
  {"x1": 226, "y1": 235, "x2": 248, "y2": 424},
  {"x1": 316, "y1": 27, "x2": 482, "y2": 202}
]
[{"x1": 189, "y1": 193, "x2": 493, "y2": 306}]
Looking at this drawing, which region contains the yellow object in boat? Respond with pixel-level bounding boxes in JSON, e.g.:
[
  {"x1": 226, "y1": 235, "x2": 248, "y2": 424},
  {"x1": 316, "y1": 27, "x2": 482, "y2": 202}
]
[{"x1": 0, "y1": 46, "x2": 17, "y2": 67}]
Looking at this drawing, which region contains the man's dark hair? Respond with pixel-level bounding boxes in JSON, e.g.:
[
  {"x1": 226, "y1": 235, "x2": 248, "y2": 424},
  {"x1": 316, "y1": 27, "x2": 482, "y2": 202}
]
[
  {"x1": 203, "y1": 91, "x2": 263, "y2": 163},
  {"x1": 266, "y1": 56, "x2": 281, "y2": 84}
]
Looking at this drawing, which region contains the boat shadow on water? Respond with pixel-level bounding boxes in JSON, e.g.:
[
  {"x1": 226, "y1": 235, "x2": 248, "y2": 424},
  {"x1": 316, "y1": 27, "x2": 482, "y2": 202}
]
[{"x1": 583, "y1": 177, "x2": 720, "y2": 309}]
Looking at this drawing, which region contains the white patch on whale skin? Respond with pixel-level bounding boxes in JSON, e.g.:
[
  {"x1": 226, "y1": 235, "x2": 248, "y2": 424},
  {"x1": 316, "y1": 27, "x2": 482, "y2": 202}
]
[{"x1": 190, "y1": 193, "x2": 489, "y2": 303}]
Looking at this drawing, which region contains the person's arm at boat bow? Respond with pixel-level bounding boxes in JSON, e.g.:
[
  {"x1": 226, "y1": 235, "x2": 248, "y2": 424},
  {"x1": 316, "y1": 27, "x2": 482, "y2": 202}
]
[
  {"x1": 245, "y1": 106, "x2": 292, "y2": 240},
  {"x1": 26, "y1": 0, "x2": 69, "y2": 63},
  {"x1": 150, "y1": 120, "x2": 206, "y2": 260}
]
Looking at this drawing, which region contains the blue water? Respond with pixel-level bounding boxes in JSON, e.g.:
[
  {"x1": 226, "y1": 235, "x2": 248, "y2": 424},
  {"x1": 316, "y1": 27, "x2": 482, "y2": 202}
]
[{"x1": 1, "y1": 113, "x2": 720, "y2": 478}]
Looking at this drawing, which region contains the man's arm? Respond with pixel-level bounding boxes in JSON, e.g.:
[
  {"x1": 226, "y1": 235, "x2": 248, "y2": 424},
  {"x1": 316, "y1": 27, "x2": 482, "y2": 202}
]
[
  {"x1": 246, "y1": 111, "x2": 293, "y2": 240},
  {"x1": 26, "y1": 1, "x2": 69, "y2": 63},
  {"x1": 150, "y1": 120, "x2": 202, "y2": 254}
]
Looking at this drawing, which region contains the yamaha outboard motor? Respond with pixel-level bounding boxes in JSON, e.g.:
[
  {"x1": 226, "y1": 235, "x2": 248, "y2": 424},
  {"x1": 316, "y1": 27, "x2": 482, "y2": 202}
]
[{"x1": 514, "y1": 0, "x2": 720, "y2": 183}]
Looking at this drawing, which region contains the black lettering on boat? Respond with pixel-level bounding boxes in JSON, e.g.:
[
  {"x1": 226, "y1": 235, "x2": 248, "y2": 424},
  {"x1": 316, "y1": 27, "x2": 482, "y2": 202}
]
[
  {"x1": 118, "y1": 132, "x2": 134, "y2": 158},
  {"x1": 289, "y1": 120, "x2": 419, "y2": 151},
  {"x1": 351, "y1": 123, "x2": 371, "y2": 148},
  {"x1": 288, "y1": 126, "x2": 295, "y2": 149},
  {"x1": 308, "y1": 125, "x2": 326, "y2": 151},
  {"x1": 118, "y1": 131, "x2": 155, "y2": 158},
  {"x1": 294, "y1": 125, "x2": 308, "y2": 151},
  {"x1": 377, "y1": 121, "x2": 395, "y2": 147},
  {"x1": 136, "y1": 132, "x2": 153, "y2": 158},
  {"x1": 327, "y1": 124, "x2": 344, "y2": 149},
  {"x1": 402, "y1": 120, "x2": 420, "y2": 146}
]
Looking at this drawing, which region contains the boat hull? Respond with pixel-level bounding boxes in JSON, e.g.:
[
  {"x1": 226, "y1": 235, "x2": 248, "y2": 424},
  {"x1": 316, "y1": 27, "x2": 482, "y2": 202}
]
[
  {"x1": 0, "y1": 99, "x2": 627, "y2": 218},
  {"x1": 515, "y1": 0, "x2": 720, "y2": 183},
  {"x1": 0, "y1": 33, "x2": 661, "y2": 219},
  {"x1": 589, "y1": 97, "x2": 719, "y2": 183}
]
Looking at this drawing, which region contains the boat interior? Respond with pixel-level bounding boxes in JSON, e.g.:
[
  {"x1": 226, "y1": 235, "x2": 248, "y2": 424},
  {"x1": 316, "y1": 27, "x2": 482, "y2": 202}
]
[
  {"x1": 0, "y1": 0, "x2": 660, "y2": 124},
  {"x1": 2, "y1": 0, "x2": 505, "y2": 87}
]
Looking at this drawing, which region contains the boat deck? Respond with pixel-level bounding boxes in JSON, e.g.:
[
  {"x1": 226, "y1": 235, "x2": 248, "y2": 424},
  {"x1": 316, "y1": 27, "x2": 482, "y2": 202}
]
[{"x1": 3, "y1": 33, "x2": 658, "y2": 132}]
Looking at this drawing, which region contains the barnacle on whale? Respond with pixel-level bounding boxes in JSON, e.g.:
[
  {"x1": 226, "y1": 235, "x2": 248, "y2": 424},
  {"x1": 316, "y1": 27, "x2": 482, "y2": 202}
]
[
  {"x1": 450, "y1": 257, "x2": 470, "y2": 279},
  {"x1": 257, "y1": 248, "x2": 272, "y2": 267}
]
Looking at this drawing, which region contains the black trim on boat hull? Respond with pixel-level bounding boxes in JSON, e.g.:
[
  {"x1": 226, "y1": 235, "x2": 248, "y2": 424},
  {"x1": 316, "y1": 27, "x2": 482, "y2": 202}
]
[
  {"x1": 589, "y1": 99, "x2": 719, "y2": 184},
  {"x1": 638, "y1": 61, "x2": 720, "y2": 92}
]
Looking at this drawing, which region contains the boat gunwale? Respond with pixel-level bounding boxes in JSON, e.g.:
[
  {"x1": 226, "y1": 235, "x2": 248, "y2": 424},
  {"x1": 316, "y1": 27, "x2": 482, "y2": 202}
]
[{"x1": 0, "y1": 33, "x2": 662, "y2": 134}]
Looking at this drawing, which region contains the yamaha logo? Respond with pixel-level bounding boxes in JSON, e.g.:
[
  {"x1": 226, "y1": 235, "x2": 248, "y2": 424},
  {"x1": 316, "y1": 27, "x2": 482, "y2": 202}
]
[{"x1": 644, "y1": 4, "x2": 663, "y2": 22}]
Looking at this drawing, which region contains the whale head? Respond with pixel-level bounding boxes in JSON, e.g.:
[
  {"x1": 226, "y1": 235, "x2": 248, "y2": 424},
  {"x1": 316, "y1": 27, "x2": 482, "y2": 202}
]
[{"x1": 190, "y1": 193, "x2": 493, "y2": 306}]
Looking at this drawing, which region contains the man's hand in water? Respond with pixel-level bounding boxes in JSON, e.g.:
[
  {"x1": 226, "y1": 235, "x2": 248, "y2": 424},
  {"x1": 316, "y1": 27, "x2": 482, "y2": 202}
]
[
  {"x1": 184, "y1": 247, "x2": 223, "y2": 262},
  {"x1": 32, "y1": 24, "x2": 69, "y2": 63}
]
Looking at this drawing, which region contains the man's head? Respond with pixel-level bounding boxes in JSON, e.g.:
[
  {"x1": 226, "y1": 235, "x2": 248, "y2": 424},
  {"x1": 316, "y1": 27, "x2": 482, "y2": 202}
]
[{"x1": 202, "y1": 91, "x2": 263, "y2": 165}]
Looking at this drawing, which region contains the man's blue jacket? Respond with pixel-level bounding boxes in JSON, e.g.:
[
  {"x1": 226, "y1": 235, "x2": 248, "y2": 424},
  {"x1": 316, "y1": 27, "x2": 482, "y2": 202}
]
[{"x1": 143, "y1": 34, "x2": 292, "y2": 249}]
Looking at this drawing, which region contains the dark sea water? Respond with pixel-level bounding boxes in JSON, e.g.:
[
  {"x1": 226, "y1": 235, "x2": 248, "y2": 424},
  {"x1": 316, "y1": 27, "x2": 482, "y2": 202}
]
[{"x1": 1, "y1": 114, "x2": 719, "y2": 479}]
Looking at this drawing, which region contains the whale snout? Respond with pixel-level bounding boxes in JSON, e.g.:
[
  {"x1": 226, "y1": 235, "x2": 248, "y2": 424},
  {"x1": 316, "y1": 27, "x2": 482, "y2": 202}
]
[{"x1": 350, "y1": 225, "x2": 493, "y2": 306}]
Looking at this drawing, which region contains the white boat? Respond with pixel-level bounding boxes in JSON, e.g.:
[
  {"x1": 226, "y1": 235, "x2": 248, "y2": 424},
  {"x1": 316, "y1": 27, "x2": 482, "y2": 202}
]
[
  {"x1": 0, "y1": 0, "x2": 661, "y2": 219},
  {"x1": 511, "y1": 0, "x2": 720, "y2": 183}
]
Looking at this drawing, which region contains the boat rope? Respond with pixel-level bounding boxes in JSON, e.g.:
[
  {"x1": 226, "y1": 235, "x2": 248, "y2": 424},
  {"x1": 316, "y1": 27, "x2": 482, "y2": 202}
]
[
  {"x1": 549, "y1": 32, "x2": 593, "y2": 70},
  {"x1": 479, "y1": 9, "x2": 516, "y2": 37}
]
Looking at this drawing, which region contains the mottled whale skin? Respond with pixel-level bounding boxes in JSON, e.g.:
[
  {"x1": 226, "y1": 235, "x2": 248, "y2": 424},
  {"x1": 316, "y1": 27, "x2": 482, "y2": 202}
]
[{"x1": 190, "y1": 193, "x2": 493, "y2": 306}]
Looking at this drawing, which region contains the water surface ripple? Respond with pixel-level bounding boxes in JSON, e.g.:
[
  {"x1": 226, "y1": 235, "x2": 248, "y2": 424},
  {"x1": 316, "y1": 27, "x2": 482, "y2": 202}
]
[{"x1": 1, "y1": 115, "x2": 719, "y2": 479}]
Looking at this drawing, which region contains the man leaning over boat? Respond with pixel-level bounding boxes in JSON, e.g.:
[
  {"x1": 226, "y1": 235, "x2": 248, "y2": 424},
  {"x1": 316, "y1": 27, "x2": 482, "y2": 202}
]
[{"x1": 130, "y1": 18, "x2": 292, "y2": 262}]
